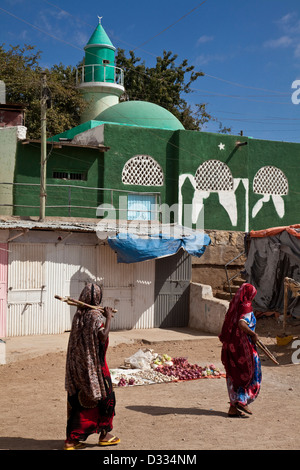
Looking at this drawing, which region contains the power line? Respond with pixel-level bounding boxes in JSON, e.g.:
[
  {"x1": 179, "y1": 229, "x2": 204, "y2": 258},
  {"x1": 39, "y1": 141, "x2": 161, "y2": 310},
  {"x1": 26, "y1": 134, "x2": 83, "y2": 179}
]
[
  {"x1": 0, "y1": 3, "x2": 291, "y2": 104},
  {"x1": 40, "y1": 0, "x2": 291, "y2": 100},
  {"x1": 0, "y1": 3, "x2": 298, "y2": 141},
  {"x1": 132, "y1": 0, "x2": 209, "y2": 51},
  {"x1": 203, "y1": 73, "x2": 290, "y2": 96},
  {"x1": 0, "y1": 6, "x2": 84, "y2": 53}
]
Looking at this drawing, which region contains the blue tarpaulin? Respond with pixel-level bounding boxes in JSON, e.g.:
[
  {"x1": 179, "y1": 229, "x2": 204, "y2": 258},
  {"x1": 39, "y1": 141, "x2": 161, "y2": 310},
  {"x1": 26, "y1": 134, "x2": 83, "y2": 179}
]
[{"x1": 107, "y1": 231, "x2": 211, "y2": 263}]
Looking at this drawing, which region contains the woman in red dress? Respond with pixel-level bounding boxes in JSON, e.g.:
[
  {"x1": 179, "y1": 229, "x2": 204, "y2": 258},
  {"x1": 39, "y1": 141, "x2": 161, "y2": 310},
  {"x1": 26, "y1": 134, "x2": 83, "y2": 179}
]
[
  {"x1": 64, "y1": 283, "x2": 120, "y2": 449},
  {"x1": 219, "y1": 283, "x2": 262, "y2": 417}
]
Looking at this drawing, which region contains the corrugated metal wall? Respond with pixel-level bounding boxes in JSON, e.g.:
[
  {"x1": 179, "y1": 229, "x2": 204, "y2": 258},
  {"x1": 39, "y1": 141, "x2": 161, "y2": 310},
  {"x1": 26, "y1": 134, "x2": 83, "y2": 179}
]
[
  {"x1": 7, "y1": 244, "x2": 46, "y2": 336},
  {"x1": 6, "y1": 237, "x2": 156, "y2": 336},
  {"x1": 154, "y1": 250, "x2": 191, "y2": 327}
]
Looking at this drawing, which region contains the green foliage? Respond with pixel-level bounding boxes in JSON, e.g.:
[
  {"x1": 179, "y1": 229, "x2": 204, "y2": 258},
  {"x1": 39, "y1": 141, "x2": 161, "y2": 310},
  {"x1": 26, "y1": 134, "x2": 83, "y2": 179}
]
[
  {"x1": 0, "y1": 44, "x2": 86, "y2": 139},
  {"x1": 116, "y1": 48, "x2": 231, "y2": 133},
  {"x1": 0, "y1": 43, "x2": 230, "y2": 136}
]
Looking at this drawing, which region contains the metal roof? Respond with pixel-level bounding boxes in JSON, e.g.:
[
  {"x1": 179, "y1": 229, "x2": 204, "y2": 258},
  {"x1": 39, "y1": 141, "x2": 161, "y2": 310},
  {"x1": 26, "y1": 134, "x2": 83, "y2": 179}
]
[{"x1": 21, "y1": 139, "x2": 110, "y2": 152}]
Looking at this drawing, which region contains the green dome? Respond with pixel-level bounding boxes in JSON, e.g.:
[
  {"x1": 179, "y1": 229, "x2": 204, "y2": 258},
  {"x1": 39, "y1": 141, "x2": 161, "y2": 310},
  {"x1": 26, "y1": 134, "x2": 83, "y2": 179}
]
[{"x1": 96, "y1": 101, "x2": 184, "y2": 131}]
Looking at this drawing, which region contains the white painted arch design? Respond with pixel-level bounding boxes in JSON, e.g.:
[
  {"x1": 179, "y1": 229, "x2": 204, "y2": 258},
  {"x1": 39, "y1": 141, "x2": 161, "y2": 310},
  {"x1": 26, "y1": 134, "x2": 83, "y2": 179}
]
[
  {"x1": 252, "y1": 166, "x2": 288, "y2": 219},
  {"x1": 122, "y1": 155, "x2": 164, "y2": 186},
  {"x1": 194, "y1": 159, "x2": 234, "y2": 191},
  {"x1": 253, "y1": 166, "x2": 288, "y2": 195}
]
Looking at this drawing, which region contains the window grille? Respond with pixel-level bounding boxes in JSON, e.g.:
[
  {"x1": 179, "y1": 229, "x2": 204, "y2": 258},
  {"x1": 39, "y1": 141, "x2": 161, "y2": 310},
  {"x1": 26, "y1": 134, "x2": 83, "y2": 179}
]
[
  {"x1": 194, "y1": 160, "x2": 233, "y2": 191},
  {"x1": 253, "y1": 166, "x2": 288, "y2": 195},
  {"x1": 53, "y1": 171, "x2": 87, "y2": 181},
  {"x1": 122, "y1": 155, "x2": 164, "y2": 186}
]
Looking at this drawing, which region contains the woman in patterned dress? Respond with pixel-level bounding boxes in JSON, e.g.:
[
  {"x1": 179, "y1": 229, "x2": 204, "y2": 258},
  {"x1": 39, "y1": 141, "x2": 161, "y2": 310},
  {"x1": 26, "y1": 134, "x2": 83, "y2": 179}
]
[
  {"x1": 64, "y1": 283, "x2": 120, "y2": 449},
  {"x1": 219, "y1": 283, "x2": 262, "y2": 417}
]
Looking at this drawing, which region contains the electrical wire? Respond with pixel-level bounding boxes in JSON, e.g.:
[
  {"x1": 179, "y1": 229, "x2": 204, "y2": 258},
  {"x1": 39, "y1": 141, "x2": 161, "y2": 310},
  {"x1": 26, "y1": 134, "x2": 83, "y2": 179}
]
[
  {"x1": 0, "y1": 3, "x2": 292, "y2": 106},
  {"x1": 0, "y1": 3, "x2": 298, "y2": 140},
  {"x1": 132, "y1": 1, "x2": 209, "y2": 51}
]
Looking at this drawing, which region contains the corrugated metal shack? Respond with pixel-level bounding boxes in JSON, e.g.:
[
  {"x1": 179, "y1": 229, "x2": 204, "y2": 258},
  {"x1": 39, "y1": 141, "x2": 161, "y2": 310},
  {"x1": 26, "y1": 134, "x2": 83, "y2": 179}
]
[{"x1": 0, "y1": 217, "x2": 209, "y2": 337}]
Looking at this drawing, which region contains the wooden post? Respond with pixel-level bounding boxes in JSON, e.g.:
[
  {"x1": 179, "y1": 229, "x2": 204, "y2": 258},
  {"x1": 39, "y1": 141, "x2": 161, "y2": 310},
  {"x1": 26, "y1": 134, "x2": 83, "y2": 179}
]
[
  {"x1": 39, "y1": 73, "x2": 47, "y2": 221},
  {"x1": 283, "y1": 277, "x2": 288, "y2": 335}
]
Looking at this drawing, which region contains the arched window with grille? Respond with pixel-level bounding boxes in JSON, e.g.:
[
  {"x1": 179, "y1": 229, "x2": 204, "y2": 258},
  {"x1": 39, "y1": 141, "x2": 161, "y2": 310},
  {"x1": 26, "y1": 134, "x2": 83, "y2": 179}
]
[
  {"x1": 194, "y1": 159, "x2": 234, "y2": 191},
  {"x1": 122, "y1": 155, "x2": 164, "y2": 186},
  {"x1": 253, "y1": 166, "x2": 288, "y2": 195}
]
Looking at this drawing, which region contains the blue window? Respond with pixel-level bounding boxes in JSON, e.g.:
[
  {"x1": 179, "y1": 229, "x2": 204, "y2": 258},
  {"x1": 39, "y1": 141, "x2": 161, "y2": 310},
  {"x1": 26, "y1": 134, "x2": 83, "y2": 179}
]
[{"x1": 127, "y1": 195, "x2": 157, "y2": 221}]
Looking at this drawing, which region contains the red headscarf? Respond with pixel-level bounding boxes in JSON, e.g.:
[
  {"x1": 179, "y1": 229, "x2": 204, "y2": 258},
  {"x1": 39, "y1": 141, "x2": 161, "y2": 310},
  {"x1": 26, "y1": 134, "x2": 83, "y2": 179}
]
[{"x1": 219, "y1": 283, "x2": 257, "y2": 388}]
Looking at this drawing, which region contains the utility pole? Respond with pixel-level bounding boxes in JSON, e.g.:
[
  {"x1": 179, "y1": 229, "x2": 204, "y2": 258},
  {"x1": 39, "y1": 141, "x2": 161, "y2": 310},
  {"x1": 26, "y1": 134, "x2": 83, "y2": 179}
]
[{"x1": 39, "y1": 73, "x2": 48, "y2": 221}]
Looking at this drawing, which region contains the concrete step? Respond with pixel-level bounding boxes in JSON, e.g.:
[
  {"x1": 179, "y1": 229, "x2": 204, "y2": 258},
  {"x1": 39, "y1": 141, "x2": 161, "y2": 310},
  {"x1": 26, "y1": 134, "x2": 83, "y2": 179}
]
[
  {"x1": 232, "y1": 277, "x2": 245, "y2": 286},
  {"x1": 213, "y1": 276, "x2": 247, "y2": 303},
  {"x1": 215, "y1": 291, "x2": 232, "y2": 301},
  {"x1": 224, "y1": 284, "x2": 240, "y2": 293}
]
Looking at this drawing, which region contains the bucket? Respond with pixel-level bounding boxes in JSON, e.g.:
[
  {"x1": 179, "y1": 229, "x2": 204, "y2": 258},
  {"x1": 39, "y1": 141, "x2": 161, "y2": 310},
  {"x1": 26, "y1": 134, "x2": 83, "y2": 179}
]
[{"x1": 276, "y1": 335, "x2": 294, "y2": 346}]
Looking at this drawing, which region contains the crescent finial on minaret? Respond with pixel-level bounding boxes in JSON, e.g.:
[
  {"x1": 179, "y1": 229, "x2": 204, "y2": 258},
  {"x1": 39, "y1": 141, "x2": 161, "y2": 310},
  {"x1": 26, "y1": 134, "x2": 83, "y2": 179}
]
[{"x1": 98, "y1": 16, "x2": 103, "y2": 24}]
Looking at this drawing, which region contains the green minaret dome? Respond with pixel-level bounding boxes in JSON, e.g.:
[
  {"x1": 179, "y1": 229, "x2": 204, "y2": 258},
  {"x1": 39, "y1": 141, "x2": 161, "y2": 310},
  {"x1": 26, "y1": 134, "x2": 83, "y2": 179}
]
[
  {"x1": 85, "y1": 20, "x2": 115, "y2": 50},
  {"x1": 84, "y1": 19, "x2": 116, "y2": 70}
]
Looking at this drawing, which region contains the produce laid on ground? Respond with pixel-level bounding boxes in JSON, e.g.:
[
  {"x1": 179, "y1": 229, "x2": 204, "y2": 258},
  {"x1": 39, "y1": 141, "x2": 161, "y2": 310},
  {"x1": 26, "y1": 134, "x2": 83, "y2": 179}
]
[{"x1": 110, "y1": 349, "x2": 225, "y2": 387}]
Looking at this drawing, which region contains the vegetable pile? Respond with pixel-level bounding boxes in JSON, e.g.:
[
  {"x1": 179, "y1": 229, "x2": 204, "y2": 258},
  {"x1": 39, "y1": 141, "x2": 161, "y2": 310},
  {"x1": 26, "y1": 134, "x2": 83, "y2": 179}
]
[
  {"x1": 112, "y1": 349, "x2": 225, "y2": 387},
  {"x1": 154, "y1": 357, "x2": 223, "y2": 381}
]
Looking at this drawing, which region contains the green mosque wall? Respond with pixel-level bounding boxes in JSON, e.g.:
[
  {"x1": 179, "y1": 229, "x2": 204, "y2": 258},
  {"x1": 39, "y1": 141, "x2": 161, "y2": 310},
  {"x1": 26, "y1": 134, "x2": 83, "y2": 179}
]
[
  {"x1": 8, "y1": 19, "x2": 299, "y2": 233},
  {"x1": 9, "y1": 122, "x2": 300, "y2": 232},
  {"x1": 13, "y1": 142, "x2": 104, "y2": 218}
]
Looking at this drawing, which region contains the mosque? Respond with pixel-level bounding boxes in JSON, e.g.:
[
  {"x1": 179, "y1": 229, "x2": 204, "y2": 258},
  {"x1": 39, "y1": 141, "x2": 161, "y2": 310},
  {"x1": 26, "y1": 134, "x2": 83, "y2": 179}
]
[
  {"x1": 1, "y1": 19, "x2": 299, "y2": 233},
  {"x1": 0, "y1": 19, "x2": 299, "y2": 337}
]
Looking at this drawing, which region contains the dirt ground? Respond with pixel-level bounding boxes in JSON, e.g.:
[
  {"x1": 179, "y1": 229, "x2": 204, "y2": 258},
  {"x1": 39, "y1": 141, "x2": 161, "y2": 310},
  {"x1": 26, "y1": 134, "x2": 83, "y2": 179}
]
[{"x1": 1, "y1": 315, "x2": 300, "y2": 451}]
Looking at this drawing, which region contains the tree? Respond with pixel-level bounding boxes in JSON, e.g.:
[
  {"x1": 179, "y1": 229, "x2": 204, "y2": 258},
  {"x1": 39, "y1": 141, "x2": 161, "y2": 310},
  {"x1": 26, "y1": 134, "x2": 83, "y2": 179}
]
[
  {"x1": 0, "y1": 44, "x2": 86, "y2": 139},
  {"x1": 0, "y1": 44, "x2": 230, "y2": 137},
  {"x1": 116, "y1": 48, "x2": 231, "y2": 133}
]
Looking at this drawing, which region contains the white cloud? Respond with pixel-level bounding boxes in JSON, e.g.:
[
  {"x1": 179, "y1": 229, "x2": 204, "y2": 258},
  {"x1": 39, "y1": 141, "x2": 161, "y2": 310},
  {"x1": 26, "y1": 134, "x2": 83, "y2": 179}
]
[
  {"x1": 264, "y1": 35, "x2": 293, "y2": 49},
  {"x1": 196, "y1": 35, "x2": 214, "y2": 46},
  {"x1": 294, "y1": 44, "x2": 300, "y2": 58},
  {"x1": 264, "y1": 13, "x2": 300, "y2": 60},
  {"x1": 195, "y1": 53, "x2": 227, "y2": 66},
  {"x1": 277, "y1": 12, "x2": 300, "y2": 34}
]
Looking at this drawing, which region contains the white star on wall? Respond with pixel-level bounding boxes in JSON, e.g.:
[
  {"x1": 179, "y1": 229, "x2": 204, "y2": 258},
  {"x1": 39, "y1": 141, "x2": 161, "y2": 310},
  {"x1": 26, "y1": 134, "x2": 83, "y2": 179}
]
[{"x1": 218, "y1": 143, "x2": 225, "y2": 150}]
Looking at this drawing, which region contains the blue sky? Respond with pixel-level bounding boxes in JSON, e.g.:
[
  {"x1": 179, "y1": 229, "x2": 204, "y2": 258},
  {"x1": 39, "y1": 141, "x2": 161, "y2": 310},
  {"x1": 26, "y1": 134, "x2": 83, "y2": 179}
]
[{"x1": 1, "y1": 0, "x2": 300, "y2": 142}]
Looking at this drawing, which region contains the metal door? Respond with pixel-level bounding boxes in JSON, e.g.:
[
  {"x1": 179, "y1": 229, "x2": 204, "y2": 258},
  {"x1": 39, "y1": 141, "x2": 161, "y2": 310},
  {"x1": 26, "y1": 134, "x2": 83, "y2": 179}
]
[
  {"x1": 154, "y1": 249, "x2": 191, "y2": 327},
  {"x1": 7, "y1": 243, "x2": 46, "y2": 336},
  {"x1": 0, "y1": 244, "x2": 8, "y2": 337}
]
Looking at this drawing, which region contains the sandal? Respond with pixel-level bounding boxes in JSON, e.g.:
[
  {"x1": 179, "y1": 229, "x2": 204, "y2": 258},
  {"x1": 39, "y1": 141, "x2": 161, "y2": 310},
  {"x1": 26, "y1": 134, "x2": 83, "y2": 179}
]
[
  {"x1": 227, "y1": 405, "x2": 246, "y2": 418},
  {"x1": 64, "y1": 441, "x2": 86, "y2": 450},
  {"x1": 98, "y1": 435, "x2": 120, "y2": 446},
  {"x1": 236, "y1": 404, "x2": 252, "y2": 415}
]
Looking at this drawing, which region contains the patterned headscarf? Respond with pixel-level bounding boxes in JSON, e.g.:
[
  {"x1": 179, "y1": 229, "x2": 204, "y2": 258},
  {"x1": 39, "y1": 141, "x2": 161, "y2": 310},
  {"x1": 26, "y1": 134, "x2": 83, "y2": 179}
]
[
  {"x1": 78, "y1": 282, "x2": 102, "y2": 308},
  {"x1": 219, "y1": 283, "x2": 257, "y2": 388},
  {"x1": 65, "y1": 283, "x2": 107, "y2": 400}
]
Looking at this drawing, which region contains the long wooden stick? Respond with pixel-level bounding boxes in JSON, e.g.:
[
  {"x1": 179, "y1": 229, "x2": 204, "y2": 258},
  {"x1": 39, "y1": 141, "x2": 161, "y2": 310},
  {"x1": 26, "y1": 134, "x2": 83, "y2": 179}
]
[
  {"x1": 257, "y1": 339, "x2": 279, "y2": 365},
  {"x1": 55, "y1": 295, "x2": 117, "y2": 314},
  {"x1": 283, "y1": 278, "x2": 289, "y2": 335},
  {"x1": 283, "y1": 277, "x2": 300, "y2": 334}
]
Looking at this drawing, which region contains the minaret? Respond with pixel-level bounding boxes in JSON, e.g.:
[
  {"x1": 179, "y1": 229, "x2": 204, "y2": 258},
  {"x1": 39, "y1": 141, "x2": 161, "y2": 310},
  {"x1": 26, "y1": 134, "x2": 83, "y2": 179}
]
[{"x1": 77, "y1": 17, "x2": 125, "y2": 123}]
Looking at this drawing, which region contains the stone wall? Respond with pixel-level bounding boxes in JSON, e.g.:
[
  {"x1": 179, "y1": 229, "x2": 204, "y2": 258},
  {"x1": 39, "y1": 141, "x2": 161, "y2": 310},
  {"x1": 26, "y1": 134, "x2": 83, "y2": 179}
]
[{"x1": 192, "y1": 230, "x2": 246, "y2": 295}]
